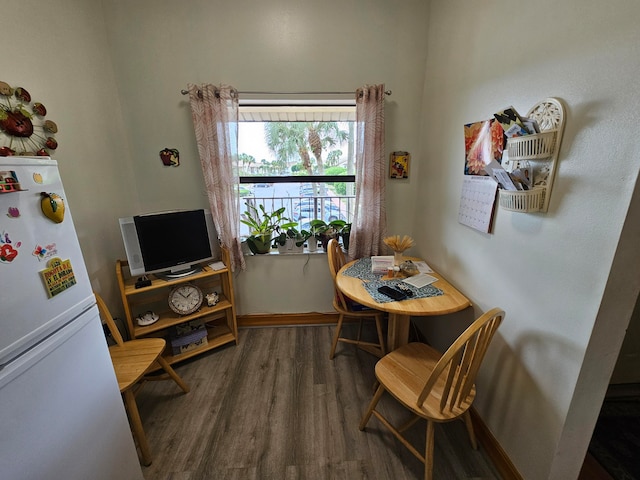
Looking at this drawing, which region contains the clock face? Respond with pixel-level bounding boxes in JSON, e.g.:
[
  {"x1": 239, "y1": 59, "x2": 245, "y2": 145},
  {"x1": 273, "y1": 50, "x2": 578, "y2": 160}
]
[{"x1": 168, "y1": 284, "x2": 203, "y2": 315}]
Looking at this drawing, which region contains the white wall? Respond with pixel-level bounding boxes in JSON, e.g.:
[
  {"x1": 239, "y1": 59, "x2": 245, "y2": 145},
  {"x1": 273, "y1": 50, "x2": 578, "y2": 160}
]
[
  {"x1": 100, "y1": 0, "x2": 431, "y2": 315},
  {"x1": 416, "y1": 1, "x2": 640, "y2": 478},
  {"x1": 4, "y1": 0, "x2": 139, "y2": 308}
]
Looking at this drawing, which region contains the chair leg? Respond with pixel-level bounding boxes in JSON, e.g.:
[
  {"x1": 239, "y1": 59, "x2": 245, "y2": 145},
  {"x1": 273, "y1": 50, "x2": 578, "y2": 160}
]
[
  {"x1": 356, "y1": 319, "x2": 364, "y2": 342},
  {"x1": 424, "y1": 420, "x2": 435, "y2": 480},
  {"x1": 359, "y1": 383, "x2": 385, "y2": 430},
  {"x1": 374, "y1": 316, "x2": 386, "y2": 357},
  {"x1": 398, "y1": 414, "x2": 422, "y2": 433},
  {"x1": 463, "y1": 410, "x2": 478, "y2": 449},
  {"x1": 156, "y1": 356, "x2": 190, "y2": 393},
  {"x1": 123, "y1": 389, "x2": 152, "y2": 466},
  {"x1": 329, "y1": 313, "x2": 345, "y2": 359}
]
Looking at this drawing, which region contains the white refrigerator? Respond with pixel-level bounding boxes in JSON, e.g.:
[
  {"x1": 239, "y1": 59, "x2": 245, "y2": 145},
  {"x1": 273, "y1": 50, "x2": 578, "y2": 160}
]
[{"x1": 0, "y1": 157, "x2": 143, "y2": 480}]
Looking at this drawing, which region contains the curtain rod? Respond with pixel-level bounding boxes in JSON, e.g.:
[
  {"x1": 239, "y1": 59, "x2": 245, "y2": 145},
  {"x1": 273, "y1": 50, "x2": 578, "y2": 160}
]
[{"x1": 180, "y1": 89, "x2": 391, "y2": 96}]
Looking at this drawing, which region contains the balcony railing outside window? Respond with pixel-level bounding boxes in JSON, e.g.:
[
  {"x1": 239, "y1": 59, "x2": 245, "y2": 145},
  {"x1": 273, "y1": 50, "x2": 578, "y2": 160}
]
[{"x1": 239, "y1": 193, "x2": 355, "y2": 238}]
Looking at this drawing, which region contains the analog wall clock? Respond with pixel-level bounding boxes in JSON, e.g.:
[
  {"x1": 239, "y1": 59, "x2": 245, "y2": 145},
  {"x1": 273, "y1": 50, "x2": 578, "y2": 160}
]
[
  {"x1": 168, "y1": 284, "x2": 204, "y2": 316},
  {"x1": 0, "y1": 81, "x2": 59, "y2": 157}
]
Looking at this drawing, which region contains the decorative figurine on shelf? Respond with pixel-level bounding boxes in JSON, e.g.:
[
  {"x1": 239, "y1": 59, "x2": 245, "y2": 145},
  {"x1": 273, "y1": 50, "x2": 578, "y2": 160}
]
[
  {"x1": 206, "y1": 291, "x2": 219, "y2": 307},
  {"x1": 136, "y1": 310, "x2": 159, "y2": 326}
]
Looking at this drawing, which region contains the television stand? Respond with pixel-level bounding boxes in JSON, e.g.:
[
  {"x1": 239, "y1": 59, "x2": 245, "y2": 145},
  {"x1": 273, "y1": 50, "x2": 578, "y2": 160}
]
[{"x1": 115, "y1": 247, "x2": 238, "y2": 370}]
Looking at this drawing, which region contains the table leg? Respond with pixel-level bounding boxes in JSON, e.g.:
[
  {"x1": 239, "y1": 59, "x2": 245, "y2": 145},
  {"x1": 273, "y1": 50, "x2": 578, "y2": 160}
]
[{"x1": 387, "y1": 313, "x2": 411, "y2": 351}]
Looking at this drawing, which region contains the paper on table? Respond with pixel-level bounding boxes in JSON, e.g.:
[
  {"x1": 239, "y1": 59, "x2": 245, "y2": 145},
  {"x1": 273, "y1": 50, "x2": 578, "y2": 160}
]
[
  {"x1": 411, "y1": 261, "x2": 433, "y2": 273},
  {"x1": 208, "y1": 261, "x2": 226, "y2": 271},
  {"x1": 402, "y1": 273, "x2": 438, "y2": 288}
]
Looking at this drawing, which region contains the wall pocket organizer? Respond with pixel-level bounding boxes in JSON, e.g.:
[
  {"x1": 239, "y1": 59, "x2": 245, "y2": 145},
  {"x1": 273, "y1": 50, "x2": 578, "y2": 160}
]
[{"x1": 499, "y1": 97, "x2": 565, "y2": 213}]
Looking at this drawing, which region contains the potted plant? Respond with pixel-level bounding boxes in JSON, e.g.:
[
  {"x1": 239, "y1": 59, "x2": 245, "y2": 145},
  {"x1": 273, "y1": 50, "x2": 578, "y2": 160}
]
[
  {"x1": 273, "y1": 222, "x2": 306, "y2": 254},
  {"x1": 340, "y1": 222, "x2": 352, "y2": 250},
  {"x1": 240, "y1": 202, "x2": 285, "y2": 254},
  {"x1": 311, "y1": 219, "x2": 347, "y2": 251},
  {"x1": 306, "y1": 219, "x2": 326, "y2": 252}
]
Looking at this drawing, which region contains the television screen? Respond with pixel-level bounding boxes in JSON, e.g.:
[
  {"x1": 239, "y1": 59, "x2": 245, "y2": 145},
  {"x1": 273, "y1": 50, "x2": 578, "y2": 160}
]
[{"x1": 119, "y1": 209, "x2": 220, "y2": 277}]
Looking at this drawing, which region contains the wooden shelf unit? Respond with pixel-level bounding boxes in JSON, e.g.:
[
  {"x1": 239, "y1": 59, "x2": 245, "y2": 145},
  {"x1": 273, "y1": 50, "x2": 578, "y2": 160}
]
[{"x1": 115, "y1": 248, "x2": 238, "y2": 366}]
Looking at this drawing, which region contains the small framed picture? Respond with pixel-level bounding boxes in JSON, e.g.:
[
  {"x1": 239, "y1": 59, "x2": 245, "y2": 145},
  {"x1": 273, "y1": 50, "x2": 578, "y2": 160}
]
[{"x1": 390, "y1": 151, "x2": 410, "y2": 179}]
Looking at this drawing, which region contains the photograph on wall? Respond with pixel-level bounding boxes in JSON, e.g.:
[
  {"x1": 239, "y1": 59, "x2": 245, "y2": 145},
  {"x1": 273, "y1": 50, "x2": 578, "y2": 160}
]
[
  {"x1": 463, "y1": 119, "x2": 505, "y2": 175},
  {"x1": 389, "y1": 151, "x2": 410, "y2": 179}
]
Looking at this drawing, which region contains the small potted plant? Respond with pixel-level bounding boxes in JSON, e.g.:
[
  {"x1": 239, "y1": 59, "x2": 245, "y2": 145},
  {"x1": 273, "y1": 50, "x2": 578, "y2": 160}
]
[
  {"x1": 273, "y1": 222, "x2": 306, "y2": 254},
  {"x1": 240, "y1": 202, "x2": 285, "y2": 254},
  {"x1": 311, "y1": 219, "x2": 346, "y2": 251},
  {"x1": 306, "y1": 219, "x2": 326, "y2": 252},
  {"x1": 340, "y1": 222, "x2": 352, "y2": 250}
]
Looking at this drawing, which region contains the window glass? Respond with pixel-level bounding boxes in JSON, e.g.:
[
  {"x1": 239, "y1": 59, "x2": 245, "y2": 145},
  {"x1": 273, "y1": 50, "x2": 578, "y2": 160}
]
[{"x1": 238, "y1": 104, "x2": 356, "y2": 237}]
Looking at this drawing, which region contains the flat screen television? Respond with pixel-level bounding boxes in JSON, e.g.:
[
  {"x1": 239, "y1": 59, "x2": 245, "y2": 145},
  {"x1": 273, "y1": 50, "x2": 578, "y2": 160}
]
[{"x1": 119, "y1": 209, "x2": 221, "y2": 278}]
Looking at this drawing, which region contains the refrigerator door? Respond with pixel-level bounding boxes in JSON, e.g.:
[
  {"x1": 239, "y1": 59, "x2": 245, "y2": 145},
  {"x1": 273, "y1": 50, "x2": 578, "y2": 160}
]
[
  {"x1": 0, "y1": 157, "x2": 94, "y2": 367},
  {"x1": 0, "y1": 305, "x2": 143, "y2": 480}
]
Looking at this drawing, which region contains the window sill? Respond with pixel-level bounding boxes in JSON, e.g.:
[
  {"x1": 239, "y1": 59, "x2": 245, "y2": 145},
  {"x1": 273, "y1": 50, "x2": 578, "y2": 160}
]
[{"x1": 243, "y1": 248, "x2": 326, "y2": 257}]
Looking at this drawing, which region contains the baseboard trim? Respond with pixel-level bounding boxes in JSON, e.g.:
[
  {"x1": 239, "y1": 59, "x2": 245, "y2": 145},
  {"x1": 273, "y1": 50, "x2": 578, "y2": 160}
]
[
  {"x1": 470, "y1": 407, "x2": 522, "y2": 480},
  {"x1": 238, "y1": 312, "x2": 339, "y2": 327}
]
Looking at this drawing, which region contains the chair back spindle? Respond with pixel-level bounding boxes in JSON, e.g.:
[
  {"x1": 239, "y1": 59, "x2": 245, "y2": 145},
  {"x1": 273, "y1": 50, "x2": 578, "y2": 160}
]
[
  {"x1": 327, "y1": 239, "x2": 350, "y2": 311},
  {"x1": 417, "y1": 308, "x2": 503, "y2": 413}
]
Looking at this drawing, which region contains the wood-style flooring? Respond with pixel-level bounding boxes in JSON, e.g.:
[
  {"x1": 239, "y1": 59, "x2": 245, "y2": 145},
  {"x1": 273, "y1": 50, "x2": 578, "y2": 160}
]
[{"x1": 137, "y1": 325, "x2": 502, "y2": 479}]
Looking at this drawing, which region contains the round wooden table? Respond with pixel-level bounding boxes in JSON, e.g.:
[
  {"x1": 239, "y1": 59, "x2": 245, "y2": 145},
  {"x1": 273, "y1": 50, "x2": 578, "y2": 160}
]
[{"x1": 335, "y1": 258, "x2": 471, "y2": 351}]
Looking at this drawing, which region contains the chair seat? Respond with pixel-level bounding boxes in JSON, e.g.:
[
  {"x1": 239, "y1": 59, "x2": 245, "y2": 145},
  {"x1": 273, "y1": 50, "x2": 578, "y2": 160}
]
[
  {"x1": 375, "y1": 342, "x2": 475, "y2": 422},
  {"x1": 109, "y1": 338, "x2": 167, "y2": 392}
]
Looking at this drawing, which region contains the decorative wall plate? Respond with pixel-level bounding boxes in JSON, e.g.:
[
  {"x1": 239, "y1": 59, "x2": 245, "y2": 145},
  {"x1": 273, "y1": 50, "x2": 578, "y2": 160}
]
[{"x1": 0, "y1": 81, "x2": 59, "y2": 157}]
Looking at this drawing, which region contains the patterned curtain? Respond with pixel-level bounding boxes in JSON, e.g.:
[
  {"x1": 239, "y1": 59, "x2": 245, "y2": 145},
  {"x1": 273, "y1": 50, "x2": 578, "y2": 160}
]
[
  {"x1": 187, "y1": 84, "x2": 246, "y2": 272},
  {"x1": 348, "y1": 84, "x2": 388, "y2": 259}
]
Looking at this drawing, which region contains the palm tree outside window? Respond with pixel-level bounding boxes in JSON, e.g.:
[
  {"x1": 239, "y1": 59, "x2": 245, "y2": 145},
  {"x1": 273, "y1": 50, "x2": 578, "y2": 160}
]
[{"x1": 237, "y1": 105, "x2": 357, "y2": 239}]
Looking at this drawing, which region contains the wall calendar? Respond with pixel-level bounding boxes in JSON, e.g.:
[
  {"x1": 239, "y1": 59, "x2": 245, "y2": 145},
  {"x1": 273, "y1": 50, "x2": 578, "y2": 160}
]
[{"x1": 458, "y1": 176, "x2": 498, "y2": 233}]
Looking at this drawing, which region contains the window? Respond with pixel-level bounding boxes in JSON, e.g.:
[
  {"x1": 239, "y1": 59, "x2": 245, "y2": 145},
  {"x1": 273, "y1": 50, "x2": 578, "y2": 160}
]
[{"x1": 237, "y1": 103, "x2": 356, "y2": 237}]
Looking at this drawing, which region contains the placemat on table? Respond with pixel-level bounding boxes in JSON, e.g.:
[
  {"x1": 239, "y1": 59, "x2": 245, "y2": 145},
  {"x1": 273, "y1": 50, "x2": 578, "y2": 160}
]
[
  {"x1": 343, "y1": 258, "x2": 443, "y2": 303},
  {"x1": 364, "y1": 279, "x2": 443, "y2": 303}
]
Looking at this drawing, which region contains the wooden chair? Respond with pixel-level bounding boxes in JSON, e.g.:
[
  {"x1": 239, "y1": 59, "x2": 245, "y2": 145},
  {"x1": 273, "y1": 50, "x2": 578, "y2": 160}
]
[
  {"x1": 95, "y1": 292, "x2": 190, "y2": 466},
  {"x1": 327, "y1": 239, "x2": 386, "y2": 359},
  {"x1": 359, "y1": 307, "x2": 505, "y2": 480}
]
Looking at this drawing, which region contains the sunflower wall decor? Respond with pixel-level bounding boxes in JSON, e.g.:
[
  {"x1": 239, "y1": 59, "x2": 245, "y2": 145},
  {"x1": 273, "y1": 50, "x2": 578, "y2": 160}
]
[{"x1": 0, "y1": 81, "x2": 58, "y2": 157}]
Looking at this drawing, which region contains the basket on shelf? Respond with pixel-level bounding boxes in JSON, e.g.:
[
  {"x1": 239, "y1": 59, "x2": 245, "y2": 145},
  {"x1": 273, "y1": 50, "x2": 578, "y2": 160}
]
[
  {"x1": 499, "y1": 187, "x2": 545, "y2": 213},
  {"x1": 507, "y1": 130, "x2": 557, "y2": 160},
  {"x1": 169, "y1": 320, "x2": 208, "y2": 355}
]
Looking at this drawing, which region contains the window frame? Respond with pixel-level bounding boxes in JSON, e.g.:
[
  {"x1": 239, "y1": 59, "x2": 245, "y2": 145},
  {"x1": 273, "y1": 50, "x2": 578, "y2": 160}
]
[{"x1": 239, "y1": 174, "x2": 354, "y2": 184}]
